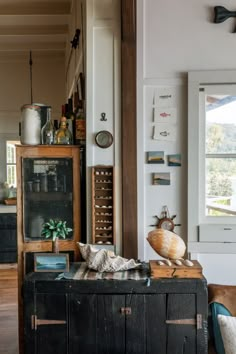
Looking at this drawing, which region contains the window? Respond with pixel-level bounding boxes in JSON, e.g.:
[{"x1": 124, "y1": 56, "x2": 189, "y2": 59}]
[
  {"x1": 6, "y1": 141, "x2": 19, "y2": 187},
  {"x1": 188, "y1": 71, "x2": 236, "y2": 252},
  {"x1": 204, "y1": 92, "x2": 236, "y2": 217}
]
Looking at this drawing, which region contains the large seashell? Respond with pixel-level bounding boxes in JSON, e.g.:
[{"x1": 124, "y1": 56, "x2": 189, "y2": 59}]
[{"x1": 147, "y1": 229, "x2": 186, "y2": 260}]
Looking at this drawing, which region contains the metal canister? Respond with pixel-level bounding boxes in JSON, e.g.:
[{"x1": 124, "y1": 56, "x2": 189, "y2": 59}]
[
  {"x1": 32, "y1": 103, "x2": 50, "y2": 129},
  {"x1": 40, "y1": 173, "x2": 48, "y2": 192},
  {"x1": 33, "y1": 179, "x2": 40, "y2": 192},
  {"x1": 51, "y1": 175, "x2": 58, "y2": 191},
  {"x1": 20, "y1": 104, "x2": 41, "y2": 145}
]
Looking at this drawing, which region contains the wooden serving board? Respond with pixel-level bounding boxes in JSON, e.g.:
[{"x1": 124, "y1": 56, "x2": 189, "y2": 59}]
[{"x1": 149, "y1": 260, "x2": 203, "y2": 279}]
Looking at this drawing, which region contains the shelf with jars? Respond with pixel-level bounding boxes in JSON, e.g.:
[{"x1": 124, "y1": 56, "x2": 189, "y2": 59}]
[
  {"x1": 91, "y1": 166, "x2": 115, "y2": 246},
  {"x1": 16, "y1": 144, "x2": 81, "y2": 289}
]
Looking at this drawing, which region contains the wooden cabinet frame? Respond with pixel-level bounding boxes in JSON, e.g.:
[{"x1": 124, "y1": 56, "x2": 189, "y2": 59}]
[{"x1": 16, "y1": 145, "x2": 81, "y2": 353}]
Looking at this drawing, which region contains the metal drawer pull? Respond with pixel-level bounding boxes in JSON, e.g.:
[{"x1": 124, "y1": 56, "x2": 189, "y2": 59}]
[
  {"x1": 120, "y1": 307, "x2": 132, "y2": 315},
  {"x1": 166, "y1": 314, "x2": 202, "y2": 329},
  {"x1": 31, "y1": 315, "x2": 66, "y2": 330}
]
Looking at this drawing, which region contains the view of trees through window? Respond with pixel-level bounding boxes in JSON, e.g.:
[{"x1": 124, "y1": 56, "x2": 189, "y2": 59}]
[{"x1": 206, "y1": 95, "x2": 236, "y2": 216}]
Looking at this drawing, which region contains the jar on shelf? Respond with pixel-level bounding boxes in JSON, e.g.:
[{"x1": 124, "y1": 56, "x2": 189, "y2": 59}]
[
  {"x1": 40, "y1": 173, "x2": 48, "y2": 192},
  {"x1": 20, "y1": 104, "x2": 41, "y2": 145},
  {"x1": 33, "y1": 179, "x2": 40, "y2": 192}
]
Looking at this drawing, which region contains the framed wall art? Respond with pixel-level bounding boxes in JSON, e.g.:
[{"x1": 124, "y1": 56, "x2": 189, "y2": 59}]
[
  {"x1": 167, "y1": 154, "x2": 181, "y2": 166},
  {"x1": 147, "y1": 151, "x2": 164, "y2": 164},
  {"x1": 34, "y1": 253, "x2": 69, "y2": 272},
  {"x1": 153, "y1": 172, "x2": 171, "y2": 186}
]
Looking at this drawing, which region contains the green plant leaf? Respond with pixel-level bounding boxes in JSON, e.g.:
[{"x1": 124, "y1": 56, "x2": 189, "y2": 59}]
[
  {"x1": 41, "y1": 219, "x2": 73, "y2": 240},
  {"x1": 60, "y1": 229, "x2": 66, "y2": 238},
  {"x1": 45, "y1": 231, "x2": 51, "y2": 239}
]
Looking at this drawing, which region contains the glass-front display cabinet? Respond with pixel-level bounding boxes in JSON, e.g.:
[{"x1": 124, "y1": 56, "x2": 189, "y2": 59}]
[
  {"x1": 23, "y1": 157, "x2": 74, "y2": 241},
  {"x1": 16, "y1": 145, "x2": 81, "y2": 267},
  {"x1": 16, "y1": 145, "x2": 81, "y2": 342}
]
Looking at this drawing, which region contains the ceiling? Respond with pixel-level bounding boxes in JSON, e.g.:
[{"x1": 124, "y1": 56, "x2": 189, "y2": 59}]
[{"x1": 0, "y1": 0, "x2": 71, "y2": 55}]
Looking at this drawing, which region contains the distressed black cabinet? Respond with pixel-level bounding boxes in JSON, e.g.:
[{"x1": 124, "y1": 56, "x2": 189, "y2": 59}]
[
  {"x1": 23, "y1": 264, "x2": 208, "y2": 354},
  {"x1": 0, "y1": 213, "x2": 17, "y2": 263}
]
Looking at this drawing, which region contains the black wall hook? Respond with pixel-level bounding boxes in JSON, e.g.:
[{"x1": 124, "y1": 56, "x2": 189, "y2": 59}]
[{"x1": 214, "y1": 6, "x2": 236, "y2": 30}]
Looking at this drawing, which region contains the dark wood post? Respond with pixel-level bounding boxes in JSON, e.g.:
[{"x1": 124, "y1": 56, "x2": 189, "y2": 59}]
[{"x1": 121, "y1": 0, "x2": 137, "y2": 259}]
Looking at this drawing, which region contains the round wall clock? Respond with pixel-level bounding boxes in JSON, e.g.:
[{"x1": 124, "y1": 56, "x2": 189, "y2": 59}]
[{"x1": 95, "y1": 130, "x2": 113, "y2": 148}]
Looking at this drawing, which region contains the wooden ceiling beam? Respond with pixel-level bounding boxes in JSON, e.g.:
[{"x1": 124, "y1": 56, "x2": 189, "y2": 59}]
[
  {"x1": 0, "y1": 1, "x2": 71, "y2": 15},
  {"x1": 0, "y1": 41, "x2": 65, "y2": 53},
  {"x1": 0, "y1": 25, "x2": 68, "y2": 36}
]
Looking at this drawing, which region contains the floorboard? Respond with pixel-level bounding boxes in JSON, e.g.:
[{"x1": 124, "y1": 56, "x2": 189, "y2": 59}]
[{"x1": 0, "y1": 264, "x2": 18, "y2": 354}]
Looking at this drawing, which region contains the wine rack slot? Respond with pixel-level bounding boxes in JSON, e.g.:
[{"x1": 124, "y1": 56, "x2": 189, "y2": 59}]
[{"x1": 92, "y1": 166, "x2": 115, "y2": 246}]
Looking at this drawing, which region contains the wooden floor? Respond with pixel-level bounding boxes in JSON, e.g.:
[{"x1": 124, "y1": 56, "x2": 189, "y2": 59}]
[{"x1": 0, "y1": 264, "x2": 18, "y2": 354}]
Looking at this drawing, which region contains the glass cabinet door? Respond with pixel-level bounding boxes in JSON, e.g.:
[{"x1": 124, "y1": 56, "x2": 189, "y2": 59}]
[{"x1": 22, "y1": 157, "x2": 73, "y2": 241}]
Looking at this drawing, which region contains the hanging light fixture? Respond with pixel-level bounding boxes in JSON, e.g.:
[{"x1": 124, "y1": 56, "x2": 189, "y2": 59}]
[{"x1": 29, "y1": 50, "x2": 33, "y2": 103}]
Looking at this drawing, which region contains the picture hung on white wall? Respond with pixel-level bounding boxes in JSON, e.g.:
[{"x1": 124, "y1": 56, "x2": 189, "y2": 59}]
[
  {"x1": 147, "y1": 151, "x2": 164, "y2": 164},
  {"x1": 153, "y1": 172, "x2": 170, "y2": 186},
  {"x1": 167, "y1": 154, "x2": 181, "y2": 167},
  {"x1": 154, "y1": 88, "x2": 176, "y2": 107},
  {"x1": 153, "y1": 123, "x2": 176, "y2": 141},
  {"x1": 154, "y1": 107, "x2": 177, "y2": 123}
]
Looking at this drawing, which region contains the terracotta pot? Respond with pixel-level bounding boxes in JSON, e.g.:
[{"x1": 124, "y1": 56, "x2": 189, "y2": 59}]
[{"x1": 147, "y1": 229, "x2": 186, "y2": 259}]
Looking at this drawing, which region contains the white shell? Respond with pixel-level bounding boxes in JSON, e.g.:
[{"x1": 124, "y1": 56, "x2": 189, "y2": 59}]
[
  {"x1": 157, "y1": 260, "x2": 165, "y2": 266},
  {"x1": 147, "y1": 229, "x2": 186, "y2": 260},
  {"x1": 183, "y1": 259, "x2": 194, "y2": 267},
  {"x1": 173, "y1": 259, "x2": 182, "y2": 266},
  {"x1": 165, "y1": 259, "x2": 172, "y2": 266}
]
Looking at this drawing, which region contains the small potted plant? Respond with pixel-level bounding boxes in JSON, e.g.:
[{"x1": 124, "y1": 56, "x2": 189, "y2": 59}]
[{"x1": 41, "y1": 219, "x2": 73, "y2": 253}]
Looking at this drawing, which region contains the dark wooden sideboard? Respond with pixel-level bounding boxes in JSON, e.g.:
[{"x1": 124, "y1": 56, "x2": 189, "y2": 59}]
[
  {"x1": 23, "y1": 263, "x2": 208, "y2": 354},
  {"x1": 0, "y1": 213, "x2": 17, "y2": 263}
]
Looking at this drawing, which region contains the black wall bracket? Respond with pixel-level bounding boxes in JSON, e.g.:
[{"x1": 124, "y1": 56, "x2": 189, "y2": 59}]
[{"x1": 214, "y1": 6, "x2": 236, "y2": 32}]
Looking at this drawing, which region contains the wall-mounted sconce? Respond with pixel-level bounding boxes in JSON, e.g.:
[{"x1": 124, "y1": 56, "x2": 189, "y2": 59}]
[{"x1": 214, "y1": 6, "x2": 236, "y2": 31}]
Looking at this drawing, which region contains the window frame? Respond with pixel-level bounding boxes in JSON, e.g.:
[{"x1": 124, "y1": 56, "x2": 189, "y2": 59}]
[
  {"x1": 188, "y1": 71, "x2": 236, "y2": 253},
  {"x1": 6, "y1": 140, "x2": 19, "y2": 188}
]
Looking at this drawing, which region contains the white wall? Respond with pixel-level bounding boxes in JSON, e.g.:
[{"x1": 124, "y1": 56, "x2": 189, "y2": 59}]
[
  {"x1": 86, "y1": 0, "x2": 121, "y2": 253},
  {"x1": 66, "y1": 0, "x2": 121, "y2": 254},
  {"x1": 0, "y1": 52, "x2": 65, "y2": 202},
  {"x1": 137, "y1": 0, "x2": 236, "y2": 284}
]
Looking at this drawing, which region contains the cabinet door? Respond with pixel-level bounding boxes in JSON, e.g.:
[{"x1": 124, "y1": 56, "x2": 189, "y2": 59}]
[
  {"x1": 145, "y1": 294, "x2": 167, "y2": 354},
  {"x1": 69, "y1": 294, "x2": 126, "y2": 354},
  {"x1": 97, "y1": 295, "x2": 126, "y2": 353},
  {"x1": 22, "y1": 157, "x2": 74, "y2": 241},
  {"x1": 166, "y1": 294, "x2": 197, "y2": 354},
  {"x1": 69, "y1": 294, "x2": 97, "y2": 354},
  {"x1": 33, "y1": 293, "x2": 68, "y2": 354},
  {"x1": 125, "y1": 294, "x2": 146, "y2": 354}
]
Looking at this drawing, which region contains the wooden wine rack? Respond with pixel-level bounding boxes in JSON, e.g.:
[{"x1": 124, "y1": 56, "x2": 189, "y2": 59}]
[{"x1": 91, "y1": 166, "x2": 115, "y2": 246}]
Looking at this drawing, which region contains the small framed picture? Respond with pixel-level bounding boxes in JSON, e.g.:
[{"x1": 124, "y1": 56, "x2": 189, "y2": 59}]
[
  {"x1": 147, "y1": 151, "x2": 164, "y2": 164},
  {"x1": 153, "y1": 172, "x2": 170, "y2": 186},
  {"x1": 167, "y1": 154, "x2": 181, "y2": 167},
  {"x1": 34, "y1": 253, "x2": 69, "y2": 272}
]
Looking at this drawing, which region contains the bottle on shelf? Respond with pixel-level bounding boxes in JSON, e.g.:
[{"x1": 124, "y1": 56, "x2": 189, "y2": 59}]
[
  {"x1": 54, "y1": 116, "x2": 72, "y2": 145},
  {"x1": 67, "y1": 98, "x2": 75, "y2": 144},
  {"x1": 53, "y1": 119, "x2": 59, "y2": 131},
  {"x1": 75, "y1": 108, "x2": 86, "y2": 145},
  {"x1": 41, "y1": 106, "x2": 55, "y2": 145}
]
